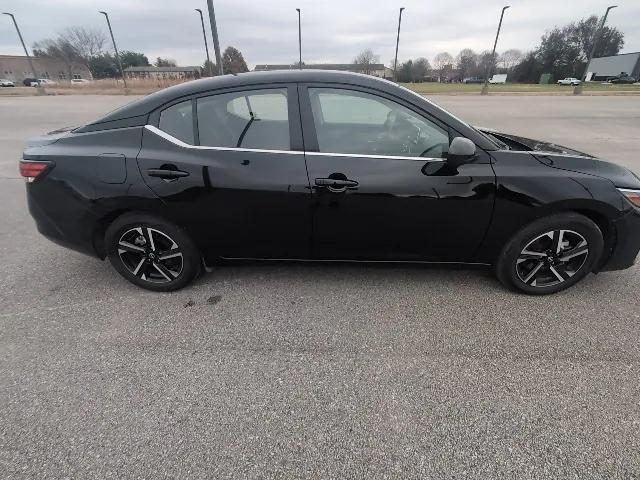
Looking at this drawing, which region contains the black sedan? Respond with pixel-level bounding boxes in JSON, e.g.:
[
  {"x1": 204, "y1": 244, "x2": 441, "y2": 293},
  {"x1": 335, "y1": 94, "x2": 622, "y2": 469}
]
[
  {"x1": 21, "y1": 70, "x2": 640, "y2": 294},
  {"x1": 609, "y1": 74, "x2": 637, "y2": 84}
]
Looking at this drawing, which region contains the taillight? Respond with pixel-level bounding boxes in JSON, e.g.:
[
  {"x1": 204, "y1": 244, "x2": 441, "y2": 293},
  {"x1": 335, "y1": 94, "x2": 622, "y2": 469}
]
[
  {"x1": 19, "y1": 160, "x2": 52, "y2": 182},
  {"x1": 618, "y1": 188, "x2": 640, "y2": 208}
]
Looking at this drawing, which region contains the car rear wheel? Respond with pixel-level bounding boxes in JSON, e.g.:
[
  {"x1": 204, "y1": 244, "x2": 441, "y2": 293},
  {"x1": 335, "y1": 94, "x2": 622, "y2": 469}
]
[
  {"x1": 496, "y1": 213, "x2": 603, "y2": 295},
  {"x1": 105, "y1": 213, "x2": 201, "y2": 291}
]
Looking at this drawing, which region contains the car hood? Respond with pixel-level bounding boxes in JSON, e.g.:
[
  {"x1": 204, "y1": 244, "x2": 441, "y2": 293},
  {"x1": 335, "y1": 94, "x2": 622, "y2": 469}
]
[
  {"x1": 478, "y1": 127, "x2": 594, "y2": 157},
  {"x1": 478, "y1": 127, "x2": 640, "y2": 189}
]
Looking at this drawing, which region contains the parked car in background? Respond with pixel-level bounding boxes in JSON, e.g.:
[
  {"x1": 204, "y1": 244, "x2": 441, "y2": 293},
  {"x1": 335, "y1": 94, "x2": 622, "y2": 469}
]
[
  {"x1": 20, "y1": 70, "x2": 640, "y2": 294},
  {"x1": 71, "y1": 78, "x2": 92, "y2": 85},
  {"x1": 463, "y1": 77, "x2": 485, "y2": 84},
  {"x1": 488, "y1": 74, "x2": 507, "y2": 84},
  {"x1": 557, "y1": 77, "x2": 581, "y2": 86},
  {"x1": 0, "y1": 78, "x2": 15, "y2": 87},
  {"x1": 29, "y1": 79, "x2": 57, "y2": 87},
  {"x1": 608, "y1": 74, "x2": 637, "y2": 84},
  {"x1": 22, "y1": 77, "x2": 38, "y2": 86}
]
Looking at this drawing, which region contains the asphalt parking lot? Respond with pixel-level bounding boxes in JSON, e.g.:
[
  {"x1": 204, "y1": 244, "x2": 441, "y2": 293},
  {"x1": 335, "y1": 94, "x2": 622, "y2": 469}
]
[{"x1": 1, "y1": 94, "x2": 640, "y2": 478}]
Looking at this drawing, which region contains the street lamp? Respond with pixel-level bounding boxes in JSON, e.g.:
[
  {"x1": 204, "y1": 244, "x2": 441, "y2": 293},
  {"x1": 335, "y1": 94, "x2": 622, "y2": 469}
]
[
  {"x1": 2, "y1": 12, "x2": 42, "y2": 91},
  {"x1": 205, "y1": 0, "x2": 224, "y2": 75},
  {"x1": 296, "y1": 8, "x2": 302, "y2": 69},
  {"x1": 576, "y1": 5, "x2": 617, "y2": 93},
  {"x1": 195, "y1": 8, "x2": 213, "y2": 76},
  {"x1": 393, "y1": 7, "x2": 405, "y2": 82},
  {"x1": 481, "y1": 5, "x2": 510, "y2": 95},
  {"x1": 99, "y1": 11, "x2": 127, "y2": 89}
]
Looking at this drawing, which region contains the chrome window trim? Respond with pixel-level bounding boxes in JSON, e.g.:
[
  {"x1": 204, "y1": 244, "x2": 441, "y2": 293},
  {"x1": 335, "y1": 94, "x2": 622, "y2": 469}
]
[
  {"x1": 144, "y1": 125, "x2": 303, "y2": 156},
  {"x1": 305, "y1": 151, "x2": 443, "y2": 162},
  {"x1": 145, "y1": 125, "x2": 443, "y2": 162}
]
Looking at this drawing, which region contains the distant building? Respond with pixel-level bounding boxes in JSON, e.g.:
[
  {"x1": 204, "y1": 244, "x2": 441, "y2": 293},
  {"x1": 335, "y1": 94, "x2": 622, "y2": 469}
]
[
  {"x1": 585, "y1": 52, "x2": 640, "y2": 81},
  {"x1": 124, "y1": 66, "x2": 202, "y2": 80},
  {"x1": 254, "y1": 63, "x2": 394, "y2": 79},
  {"x1": 0, "y1": 55, "x2": 92, "y2": 83}
]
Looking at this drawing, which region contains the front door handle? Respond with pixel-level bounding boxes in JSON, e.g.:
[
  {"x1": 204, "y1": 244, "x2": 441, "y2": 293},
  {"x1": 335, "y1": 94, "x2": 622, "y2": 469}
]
[
  {"x1": 315, "y1": 177, "x2": 359, "y2": 190},
  {"x1": 147, "y1": 168, "x2": 189, "y2": 179}
]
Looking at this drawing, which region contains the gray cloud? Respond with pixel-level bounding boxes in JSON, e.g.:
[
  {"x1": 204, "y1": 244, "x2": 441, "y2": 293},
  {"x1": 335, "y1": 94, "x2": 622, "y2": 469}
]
[{"x1": 1, "y1": 0, "x2": 638, "y2": 68}]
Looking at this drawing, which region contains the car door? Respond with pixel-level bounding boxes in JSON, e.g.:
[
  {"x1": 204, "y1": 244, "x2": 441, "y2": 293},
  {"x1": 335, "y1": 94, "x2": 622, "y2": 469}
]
[
  {"x1": 299, "y1": 84, "x2": 496, "y2": 262},
  {"x1": 136, "y1": 84, "x2": 312, "y2": 261}
]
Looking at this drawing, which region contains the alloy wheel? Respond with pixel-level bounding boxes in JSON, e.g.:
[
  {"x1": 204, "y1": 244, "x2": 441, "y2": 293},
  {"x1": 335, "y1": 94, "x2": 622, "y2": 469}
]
[
  {"x1": 117, "y1": 227, "x2": 183, "y2": 283},
  {"x1": 515, "y1": 229, "x2": 589, "y2": 288}
]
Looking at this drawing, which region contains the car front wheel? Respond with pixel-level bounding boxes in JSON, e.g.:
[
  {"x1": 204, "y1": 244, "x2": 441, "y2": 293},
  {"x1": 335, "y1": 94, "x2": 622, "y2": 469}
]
[
  {"x1": 105, "y1": 213, "x2": 201, "y2": 291},
  {"x1": 496, "y1": 213, "x2": 604, "y2": 295}
]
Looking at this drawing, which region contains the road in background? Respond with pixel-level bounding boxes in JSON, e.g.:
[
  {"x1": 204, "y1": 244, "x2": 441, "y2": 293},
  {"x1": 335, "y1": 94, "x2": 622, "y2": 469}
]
[
  {"x1": 1, "y1": 95, "x2": 640, "y2": 478},
  {"x1": 435, "y1": 95, "x2": 640, "y2": 171}
]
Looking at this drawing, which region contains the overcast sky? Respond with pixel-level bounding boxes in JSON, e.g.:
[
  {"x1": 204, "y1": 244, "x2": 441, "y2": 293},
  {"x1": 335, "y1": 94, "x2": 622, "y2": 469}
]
[{"x1": 1, "y1": 0, "x2": 638, "y2": 68}]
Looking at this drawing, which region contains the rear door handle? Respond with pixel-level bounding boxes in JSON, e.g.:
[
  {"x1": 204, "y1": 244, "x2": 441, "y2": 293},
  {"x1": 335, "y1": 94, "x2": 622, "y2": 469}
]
[
  {"x1": 315, "y1": 178, "x2": 359, "y2": 189},
  {"x1": 147, "y1": 168, "x2": 189, "y2": 179}
]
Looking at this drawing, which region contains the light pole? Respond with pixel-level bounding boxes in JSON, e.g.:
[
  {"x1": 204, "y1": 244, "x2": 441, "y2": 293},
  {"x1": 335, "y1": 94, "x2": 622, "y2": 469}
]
[
  {"x1": 575, "y1": 5, "x2": 617, "y2": 94},
  {"x1": 206, "y1": 0, "x2": 224, "y2": 75},
  {"x1": 99, "y1": 11, "x2": 127, "y2": 89},
  {"x1": 2, "y1": 12, "x2": 43, "y2": 92},
  {"x1": 195, "y1": 8, "x2": 213, "y2": 76},
  {"x1": 481, "y1": 5, "x2": 510, "y2": 95},
  {"x1": 296, "y1": 8, "x2": 302, "y2": 69},
  {"x1": 393, "y1": 7, "x2": 405, "y2": 82}
]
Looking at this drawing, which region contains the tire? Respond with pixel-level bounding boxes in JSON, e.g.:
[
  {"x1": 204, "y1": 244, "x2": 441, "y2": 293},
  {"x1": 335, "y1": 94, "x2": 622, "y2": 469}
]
[
  {"x1": 105, "y1": 212, "x2": 201, "y2": 292},
  {"x1": 495, "y1": 213, "x2": 603, "y2": 295}
]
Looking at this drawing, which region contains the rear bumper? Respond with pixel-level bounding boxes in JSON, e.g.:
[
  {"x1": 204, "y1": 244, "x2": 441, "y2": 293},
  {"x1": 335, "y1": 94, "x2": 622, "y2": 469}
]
[
  {"x1": 27, "y1": 186, "x2": 101, "y2": 259},
  {"x1": 600, "y1": 208, "x2": 640, "y2": 272}
]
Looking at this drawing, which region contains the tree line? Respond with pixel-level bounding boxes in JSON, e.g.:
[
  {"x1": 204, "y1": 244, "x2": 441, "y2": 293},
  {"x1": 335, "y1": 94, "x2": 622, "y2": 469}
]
[
  {"x1": 31, "y1": 27, "x2": 250, "y2": 79},
  {"x1": 32, "y1": 13, "x2": 623, "y2": 84},
  {"x1": 352, "y1": 14, "x2": 624, "y2": 83}
]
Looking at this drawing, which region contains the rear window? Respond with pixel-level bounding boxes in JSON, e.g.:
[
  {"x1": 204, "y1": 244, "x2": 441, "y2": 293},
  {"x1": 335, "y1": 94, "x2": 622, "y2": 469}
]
[{"x1": 158, "y1": 100, "x2": 194, "y2": 144}]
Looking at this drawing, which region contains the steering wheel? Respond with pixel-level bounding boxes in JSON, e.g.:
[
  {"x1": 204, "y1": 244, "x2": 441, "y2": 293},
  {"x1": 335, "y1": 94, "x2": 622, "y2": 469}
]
[{"x1": 383, "y1": 110, "x2": 398, "y2": 133}]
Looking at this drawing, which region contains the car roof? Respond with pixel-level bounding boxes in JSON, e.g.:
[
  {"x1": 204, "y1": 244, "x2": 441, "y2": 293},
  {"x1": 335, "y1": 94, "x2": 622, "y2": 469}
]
[
  {"x1": 92, "y1": 70, "x2": 403, "y2": 124},
  {"x1": 78, "y1": 69, "x2": 498, "y2": 150}
]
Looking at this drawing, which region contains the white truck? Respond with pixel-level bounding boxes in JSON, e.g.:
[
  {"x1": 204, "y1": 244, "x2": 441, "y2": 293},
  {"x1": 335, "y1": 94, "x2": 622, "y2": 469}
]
[
  {"x1": 557, "y1": 77, "x2": 581, "y2": 86},
  {"x1": 488, "y1": 74, "x2": 507, "y2": 84}
]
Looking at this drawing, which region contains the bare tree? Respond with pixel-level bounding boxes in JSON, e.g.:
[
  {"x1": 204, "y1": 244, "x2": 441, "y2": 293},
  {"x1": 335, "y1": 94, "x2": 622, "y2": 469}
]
[
  {"x1": 499, "y1": 49, "x2": 524, "y2": 70},
  {"x1": 353, "y1": 48, "x2": 380, "y2": 75},
  {"x1": 477, "y1": 50, "x2": 495, "y2": 77},
  {"x1": 33, "y1": 27, "x2": 106, "y2": 80},
  {"x1": 455, "y1": 49, "x2": 478, "y2": 79},
  {"x1": 60, "y1": 27, "x2": 106, "y2": 67},
  {"x1": 432, "y1": 52, "x2": 453, "y2": 81},
  {"x1": 33, "y1": 37, "x2": 83, "y2": 80}
]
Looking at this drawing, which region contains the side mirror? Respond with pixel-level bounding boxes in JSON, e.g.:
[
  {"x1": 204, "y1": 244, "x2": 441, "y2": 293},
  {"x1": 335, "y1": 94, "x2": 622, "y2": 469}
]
[{"x1": 447, "y1": 137, "x2": 476, "y2": 168}]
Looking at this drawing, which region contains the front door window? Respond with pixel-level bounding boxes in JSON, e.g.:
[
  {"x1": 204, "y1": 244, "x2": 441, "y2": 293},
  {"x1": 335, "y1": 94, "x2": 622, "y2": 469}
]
[{"x1": 308, "y1": 87, "x2": 450, "y2": 158}]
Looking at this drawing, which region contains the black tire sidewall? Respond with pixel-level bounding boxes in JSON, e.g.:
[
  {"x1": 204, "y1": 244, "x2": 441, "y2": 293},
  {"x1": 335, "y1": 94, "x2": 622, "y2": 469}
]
[
  {"x1": 497, "y1": 213, "x2": 604, "y2": 295},
  {"x1": 105, "y1": 213, "x2": 201, "y2": 292}
]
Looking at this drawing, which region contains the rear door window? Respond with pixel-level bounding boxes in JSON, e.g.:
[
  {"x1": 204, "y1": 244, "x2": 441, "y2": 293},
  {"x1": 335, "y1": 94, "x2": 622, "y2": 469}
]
[{"x1": 196, "y1": 88, "x2": 290, "y2": 150}]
